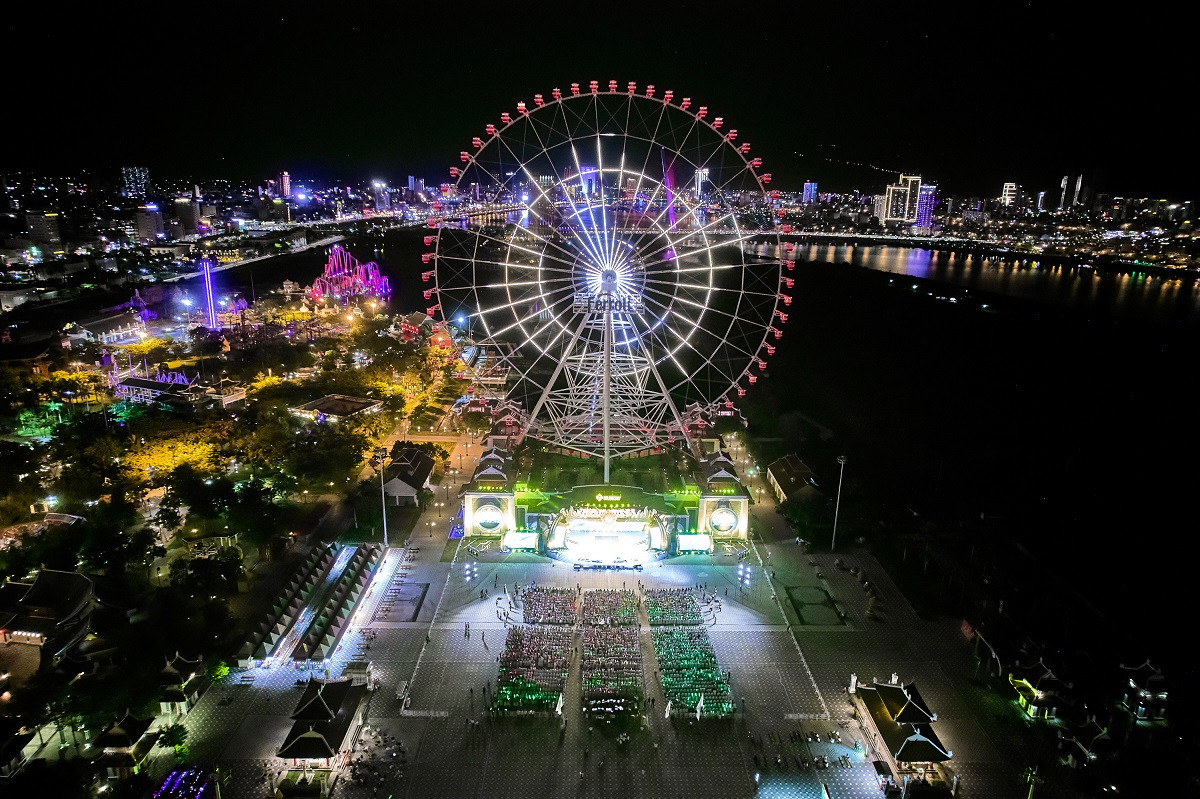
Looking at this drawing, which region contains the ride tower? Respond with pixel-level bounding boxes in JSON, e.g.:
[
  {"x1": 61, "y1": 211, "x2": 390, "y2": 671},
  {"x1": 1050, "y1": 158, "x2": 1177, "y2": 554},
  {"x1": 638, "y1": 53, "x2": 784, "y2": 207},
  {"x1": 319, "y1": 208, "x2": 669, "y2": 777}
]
[{"x1": 430, "y1": 81, "x2": 790, "y2": 481}]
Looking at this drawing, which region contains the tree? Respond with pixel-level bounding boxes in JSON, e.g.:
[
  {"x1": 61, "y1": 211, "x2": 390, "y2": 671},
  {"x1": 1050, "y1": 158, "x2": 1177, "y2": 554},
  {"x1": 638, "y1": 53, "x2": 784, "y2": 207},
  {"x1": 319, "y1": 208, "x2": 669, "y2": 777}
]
[
  {"x1": 158, "y1": 723, "x2": 188, "y2": 750},
  {"x1": 205, "y1": 657, "x2": 230, "y2": 683},
  {"x1": 153, "y1": 503, "x2": 183, "y2": 532}
]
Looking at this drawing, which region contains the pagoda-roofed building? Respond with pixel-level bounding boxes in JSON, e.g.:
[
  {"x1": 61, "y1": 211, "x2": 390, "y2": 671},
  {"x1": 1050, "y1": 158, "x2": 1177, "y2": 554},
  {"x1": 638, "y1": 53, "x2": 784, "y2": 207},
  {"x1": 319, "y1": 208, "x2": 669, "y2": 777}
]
[
  {"x1": 93, "y1": 712, "x2": 156, "y2": 781},
  {"x1": 462, "y1": 447, "x2": 517, "y2": 542},
  {"x1": 766, "y1": 453, "x2": 822, "y2": 505},
  {"x1": 483, "y1": 402, "x2": 528, "y2": 452},
  {"x1": 398, "y1": 311, "x2": 432, "y2": 341},
  {"x1": 291, "y1": 394, "x2": 382, "y2": 423},
  {"x1": 1119, "y1": 658, "x2": 1169, "y2": 722},
  {"x1": 159, "y1": 652, "x2": 205, "y2": 721},
  {"x1": 1008, "y1": 656, "x2": 1072, "y2": 720},
  {"x1": 277, "y1": 677, "x2": 367, "y2": 768},
  {"x1": 692, "y1": 450, "x2": 749, "y2": 547},
  {"x1": 0, "y1": 569, "x2": 94, "y2": 666},
  {"x1": 1059, "y1": 715, "x2": 1116, "y2": 767},
  {"x1": 381, "y1": 445, "x2": 436, "y2": 507},
  {"x1": 851, "y1": 673, "x2": 952, "y2": 785},
  {"x1": 474, "y1": 445, "x2": 509, "y2": 475},
  {"x1": 874, "y1": 679, "x2": 937, "y2": 724},
  {"x1": 428, "y1": 321, "x2": 453, "y2": 350}
]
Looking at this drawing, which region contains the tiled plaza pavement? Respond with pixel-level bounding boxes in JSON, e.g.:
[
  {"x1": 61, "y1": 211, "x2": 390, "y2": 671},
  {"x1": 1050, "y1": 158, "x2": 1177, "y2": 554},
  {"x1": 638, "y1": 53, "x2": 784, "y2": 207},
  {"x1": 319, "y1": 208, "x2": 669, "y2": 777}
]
[{"x1": 166, "y1": 519, "x2": 1080, "y2": 799}]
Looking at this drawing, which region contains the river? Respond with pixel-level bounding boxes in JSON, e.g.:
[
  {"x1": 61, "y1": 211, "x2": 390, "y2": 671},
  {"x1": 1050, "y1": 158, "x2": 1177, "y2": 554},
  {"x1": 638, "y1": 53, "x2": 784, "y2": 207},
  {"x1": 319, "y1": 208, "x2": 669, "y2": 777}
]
[
  {"x1": 173, "y1": 227, "x2": 432, "y2": 312},
  {"x1": 752, "y1": 242, "x2": 1200, "y2": 325},
  {"x1": 181, "y1": 230, "x2": 1200, "y2": 327}
]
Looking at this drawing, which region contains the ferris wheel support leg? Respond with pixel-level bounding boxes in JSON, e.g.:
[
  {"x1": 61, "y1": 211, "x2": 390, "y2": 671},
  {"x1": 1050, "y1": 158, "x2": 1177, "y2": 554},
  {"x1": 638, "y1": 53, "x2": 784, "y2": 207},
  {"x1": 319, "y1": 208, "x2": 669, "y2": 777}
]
[
  {"x1": 627, "y1": 312, "x2": 691, "y2": 458},
  {"x1": 603, "y1": 306, "x2": 612, "y2": 485},
  {"x1": 522, "y1": 313, "x2": 592, "y2": 446}
]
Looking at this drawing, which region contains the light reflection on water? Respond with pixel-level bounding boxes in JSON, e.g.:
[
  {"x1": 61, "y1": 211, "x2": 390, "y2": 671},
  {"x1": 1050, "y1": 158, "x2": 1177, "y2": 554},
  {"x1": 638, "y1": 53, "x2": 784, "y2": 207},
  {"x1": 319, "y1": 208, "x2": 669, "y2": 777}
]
[{"x1": 754, "y1": 242, "x2": 1200, "y2": 325}]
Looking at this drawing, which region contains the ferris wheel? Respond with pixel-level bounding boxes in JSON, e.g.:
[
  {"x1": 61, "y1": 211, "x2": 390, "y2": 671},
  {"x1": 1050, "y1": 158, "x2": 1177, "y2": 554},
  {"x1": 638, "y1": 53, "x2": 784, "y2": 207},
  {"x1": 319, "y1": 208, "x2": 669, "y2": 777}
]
[{"x1": 428, "y1": 80, "x2": 790, "y2": 473}]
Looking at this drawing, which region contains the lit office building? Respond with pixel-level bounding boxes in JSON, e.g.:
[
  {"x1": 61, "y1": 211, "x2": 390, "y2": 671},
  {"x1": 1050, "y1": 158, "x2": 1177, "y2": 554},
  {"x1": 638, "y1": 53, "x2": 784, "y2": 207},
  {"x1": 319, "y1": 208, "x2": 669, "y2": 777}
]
[
  {"x1": 915, "y1": 184, "x2": 937, "y2": 228},
  {"x1": 26, "y1": 211, "x2": 62, "y2": 245},
  {"x1": 122, "y1": 166, "x2": 149, "y2": 198},
  {"x1": 135, "y1": 204, "x2": 164, "y2": 242},
  {"x1": 884, "y1": 174, "x2": 922, "y2": 223},
  {"x1": 175, "y1": 198, "x2": 200, "y2": 233}
]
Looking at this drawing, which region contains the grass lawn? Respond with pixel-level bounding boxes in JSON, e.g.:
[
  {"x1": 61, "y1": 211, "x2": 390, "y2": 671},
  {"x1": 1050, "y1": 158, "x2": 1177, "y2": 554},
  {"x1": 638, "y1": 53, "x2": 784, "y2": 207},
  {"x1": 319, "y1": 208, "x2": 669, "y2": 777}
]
[
  {"x1": 343, "y1": 491, "x2": 422, "y2": 545},
  {"x1": 527, "y1": 450, "x2": 685, "y2": 494},
  {"x1": 440, "y1": 535, "x2": 464, "y2": 562}
]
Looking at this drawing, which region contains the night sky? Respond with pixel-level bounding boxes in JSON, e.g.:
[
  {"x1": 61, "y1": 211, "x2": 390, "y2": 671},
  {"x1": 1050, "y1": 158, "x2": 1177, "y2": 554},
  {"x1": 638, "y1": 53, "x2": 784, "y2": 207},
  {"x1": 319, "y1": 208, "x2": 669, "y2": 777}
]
[{"x1": 7, "y1": 3, "x2": 1194, "y2": 199}]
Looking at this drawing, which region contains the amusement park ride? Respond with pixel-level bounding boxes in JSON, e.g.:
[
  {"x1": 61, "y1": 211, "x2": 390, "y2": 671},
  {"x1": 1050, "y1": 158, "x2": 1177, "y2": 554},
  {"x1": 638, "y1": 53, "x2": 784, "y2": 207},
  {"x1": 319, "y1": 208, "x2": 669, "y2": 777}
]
[
  {"x1": 428, "y1": 81, "x2": 792, "y2": 564},
  {"x1": 307, "y1": 245, "x2": 392, "y2": 302}
]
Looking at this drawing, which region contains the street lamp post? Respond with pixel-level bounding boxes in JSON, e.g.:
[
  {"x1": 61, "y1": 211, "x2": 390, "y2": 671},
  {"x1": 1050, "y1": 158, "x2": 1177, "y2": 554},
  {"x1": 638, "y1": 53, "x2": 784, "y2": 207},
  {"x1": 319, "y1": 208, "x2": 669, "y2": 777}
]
[
  {"x1": 375, "y1": 447, "x2": 390, "y2": 548},
  {"x1": 831, "y1": 455, "x2": 848, "y2": 551}
]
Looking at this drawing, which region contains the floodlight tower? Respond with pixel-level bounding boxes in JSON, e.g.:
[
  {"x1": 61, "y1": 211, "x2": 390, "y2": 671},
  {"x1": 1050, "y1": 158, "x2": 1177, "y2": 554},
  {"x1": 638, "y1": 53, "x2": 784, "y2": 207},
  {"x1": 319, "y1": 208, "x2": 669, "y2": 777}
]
[{"x1": 831, "y1": 455, "x2": 847, "y2": 551}]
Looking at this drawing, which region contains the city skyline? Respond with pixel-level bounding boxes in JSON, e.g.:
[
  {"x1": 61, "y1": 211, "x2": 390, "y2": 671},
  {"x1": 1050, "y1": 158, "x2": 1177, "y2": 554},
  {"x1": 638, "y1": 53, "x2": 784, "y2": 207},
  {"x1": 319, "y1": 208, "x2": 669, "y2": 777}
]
[{"x1": 3, "y1": 5, "x2": 1195, "y2": 199}]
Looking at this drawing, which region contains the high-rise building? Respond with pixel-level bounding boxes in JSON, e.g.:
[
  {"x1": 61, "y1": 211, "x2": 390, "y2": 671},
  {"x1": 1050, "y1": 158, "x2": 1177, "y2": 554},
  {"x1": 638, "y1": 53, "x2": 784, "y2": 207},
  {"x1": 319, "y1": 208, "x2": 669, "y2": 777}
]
[
  {"x1": 121, "y1": 166, "x2": 149, "y2": 198},
  {"x1": 901, "y1": 175, "x2": 921, "y2": 220},
  {"x1": 26, "y1": 212, "x2": 62, "y2": 245},
  {"x1": 915, "y1": 185, "x2": 937, "y2": 228},
  {"x1": 884, "y1": 185, "x2": 908, "y2": 221},
  {"x1": 1036, "y1": 191, "x2": 1046, "y2": 213},
  {"x1": 883, "y1": 174, "x2": 922, "y2": 223},
  {"x1": 872, "y1": 194, "x2": 888, "y2": 221},
  {"x1": 135, "y1": 204, "x2": 164, "y2": 242},
  {"x1": 373, "y1": 182, "x2": 391, "y2": 211},
  {"x1": 694, "y1": 168, "x2": 709, "y2": 199},
  {"x1": 1072, "y1": 175, "x2": 1083, "y2": 207},
  {"x1": 569, "y1": 166, "x2": 600, "y2": 200},
  {"x1": 1058, "y1": 175, "x2": 1069, "y2": 211},
  {"x1": 278, "y1": 171, "x2": 291, "y2": 198},
  {"x1": 175, "y1": 198, "x2": 200, "y2": 233},
  {"x1": 802, "y1": 181, "x2": 818, "y2": 204},
  {"x1": 1001, "y1": 182, "x2": 1018, "y2": 207}
]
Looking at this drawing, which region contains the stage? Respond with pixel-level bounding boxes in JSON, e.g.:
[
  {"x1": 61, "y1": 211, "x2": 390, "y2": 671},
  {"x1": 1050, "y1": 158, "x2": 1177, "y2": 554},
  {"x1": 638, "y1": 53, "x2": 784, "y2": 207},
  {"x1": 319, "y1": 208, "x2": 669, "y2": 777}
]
[{"x1": 545, "y1": 508, "x2": 667, "y2": 566}]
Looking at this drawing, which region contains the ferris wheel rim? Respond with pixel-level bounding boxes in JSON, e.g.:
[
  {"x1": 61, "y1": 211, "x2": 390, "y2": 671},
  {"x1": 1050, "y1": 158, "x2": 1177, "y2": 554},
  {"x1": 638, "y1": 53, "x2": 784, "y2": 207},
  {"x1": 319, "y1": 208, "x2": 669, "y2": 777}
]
[{"x1": 431, "y1": 82, "x2": 785, "y2": 412}]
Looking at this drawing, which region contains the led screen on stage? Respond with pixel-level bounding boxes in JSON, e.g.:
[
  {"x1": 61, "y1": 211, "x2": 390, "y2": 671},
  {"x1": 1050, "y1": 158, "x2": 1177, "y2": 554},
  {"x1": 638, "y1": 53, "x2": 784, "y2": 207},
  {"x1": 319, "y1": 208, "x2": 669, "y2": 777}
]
[
  {"x1": 505, "y1": 531, "x2": 539, "y2": 550},
  {"x1": 677, "y1": 534, "x2": 712, "y2": 552}
]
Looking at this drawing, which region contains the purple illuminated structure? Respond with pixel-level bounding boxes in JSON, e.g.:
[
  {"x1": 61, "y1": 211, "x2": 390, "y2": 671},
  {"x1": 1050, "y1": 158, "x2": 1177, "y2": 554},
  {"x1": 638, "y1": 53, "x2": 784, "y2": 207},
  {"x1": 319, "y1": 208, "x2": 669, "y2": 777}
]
[
  {"x1": 199, "y1": 257, "x2": 218, "y2": 328},
  {"x1": 308, "y1": 245, "x2": 392, "y2": 303},
  {"x1": 155, "y1": 768, "x2": 212, "y2": 798},
  {"x1": 660, "y1": 148, "x2": 679, "y2": 260},
  {"x1": 915, "y1": 184, "x2": 937, "y2": 228}
]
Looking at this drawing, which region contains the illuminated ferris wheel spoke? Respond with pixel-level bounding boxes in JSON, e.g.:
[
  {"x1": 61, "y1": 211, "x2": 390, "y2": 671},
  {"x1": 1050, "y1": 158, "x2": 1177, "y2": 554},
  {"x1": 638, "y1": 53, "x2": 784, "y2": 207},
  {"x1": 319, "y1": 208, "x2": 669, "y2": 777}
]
[
  {"x1": 639, "y1": 213, "x2": 751, "y2": 265},
  {"x1": 564, "y1": 141, "x2": 612, "y2": 268},
  {"x1": 469, "y1": 226, "x2": 576, "y2": 271},
  {"x1": 652, "y1": 310, "x2": 744, "y2": 393},
  {"x1": 481, "y1": 284, "x2": 577, "y2": 342},
  {"x1": 642, "y1": 284, "x2": 764, "y2": 347}
]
